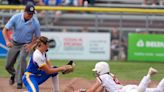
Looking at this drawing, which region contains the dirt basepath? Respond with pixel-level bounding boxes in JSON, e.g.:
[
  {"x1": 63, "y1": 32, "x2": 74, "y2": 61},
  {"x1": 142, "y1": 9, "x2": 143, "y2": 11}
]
[{"x1": 0, "y1": 77, "x2": 158, "y2": 92}]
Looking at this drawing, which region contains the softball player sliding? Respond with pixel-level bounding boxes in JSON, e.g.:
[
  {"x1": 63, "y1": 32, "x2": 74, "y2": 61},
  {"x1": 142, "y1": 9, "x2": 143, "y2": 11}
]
[
  {"x1": 79, "y1": 61, "x2": 164, "y2": 92},
  {"x1": 22, "y1": 36, "x2": 74, "y2": 92}
]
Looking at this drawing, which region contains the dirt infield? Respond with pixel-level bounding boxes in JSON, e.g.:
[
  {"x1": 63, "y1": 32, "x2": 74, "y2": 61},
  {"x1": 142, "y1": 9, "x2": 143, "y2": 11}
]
[{"x1": 0, "y1": 77, "x2": 158, "y2": 92}]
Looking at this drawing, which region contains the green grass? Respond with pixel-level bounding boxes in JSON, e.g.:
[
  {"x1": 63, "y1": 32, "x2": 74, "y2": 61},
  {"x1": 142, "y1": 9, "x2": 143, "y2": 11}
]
[
  {"x1": 0, "y1": 58, "x2": 163, "y2": 81},
  {"x1": 0, "y1": 58, "x2": 8, "y2": 77}
]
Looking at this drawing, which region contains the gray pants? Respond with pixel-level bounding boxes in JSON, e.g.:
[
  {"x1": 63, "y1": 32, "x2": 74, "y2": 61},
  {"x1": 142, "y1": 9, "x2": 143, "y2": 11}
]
[{"x1": 5, "y1": 41, "x2": 28, "y2": 84}]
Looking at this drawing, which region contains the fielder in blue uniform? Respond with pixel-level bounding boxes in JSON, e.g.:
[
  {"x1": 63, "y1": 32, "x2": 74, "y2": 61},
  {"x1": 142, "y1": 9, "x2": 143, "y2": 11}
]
[{"x1": 22, "y1": 36, "x2": 73, "y2": 92}]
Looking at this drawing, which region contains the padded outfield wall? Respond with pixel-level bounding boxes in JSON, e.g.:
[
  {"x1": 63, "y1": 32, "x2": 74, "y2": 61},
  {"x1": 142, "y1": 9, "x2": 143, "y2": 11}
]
[{"x1": 128, "y1": 33, "x2": 164, "y2": 62}]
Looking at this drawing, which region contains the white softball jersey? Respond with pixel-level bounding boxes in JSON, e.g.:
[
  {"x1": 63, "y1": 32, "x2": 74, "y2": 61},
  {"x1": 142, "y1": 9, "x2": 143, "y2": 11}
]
[
  {"x1": 98, "y1": 74, "x2": 164, "y2": 92},
  {"x1": 33, "y1": 49, "x2": 47, "y2": 67},
  {"x1": 98, "y1": 74, "x2": 121, "y2": 92}
]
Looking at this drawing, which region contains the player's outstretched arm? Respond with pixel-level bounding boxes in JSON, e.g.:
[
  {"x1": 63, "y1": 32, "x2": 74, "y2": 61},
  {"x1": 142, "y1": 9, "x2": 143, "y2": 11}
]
[{"x1": 40, "y1": 64, "x2": 73, "y2": 74}]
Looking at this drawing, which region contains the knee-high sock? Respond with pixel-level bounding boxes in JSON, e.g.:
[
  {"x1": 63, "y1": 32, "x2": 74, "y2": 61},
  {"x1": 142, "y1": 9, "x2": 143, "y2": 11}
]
[
  {"x1": 138, "y1": 75, "x2": 151, "y2": 92},
  {"x1": 157, "y1": 78, "x2": 164, "y2": 92},
  {"x1": 52, "y1": 75, "x2": 60, "y2": 92}
]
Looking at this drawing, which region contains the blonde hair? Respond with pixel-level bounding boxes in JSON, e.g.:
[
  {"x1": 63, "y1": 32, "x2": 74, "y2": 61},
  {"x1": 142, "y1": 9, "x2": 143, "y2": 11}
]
[{"x1": 32, "y1": 36, "x2": 48, "y2": 51}]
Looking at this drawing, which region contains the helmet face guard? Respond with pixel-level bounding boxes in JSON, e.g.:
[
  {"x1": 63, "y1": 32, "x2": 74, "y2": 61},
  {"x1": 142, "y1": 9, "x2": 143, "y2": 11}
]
[
  {"x1": 92, "y1": 61, "x2": 110, "y2": 75},
  {"x1": 92, "y1": 71, "x2": 99, "y2": 77}
]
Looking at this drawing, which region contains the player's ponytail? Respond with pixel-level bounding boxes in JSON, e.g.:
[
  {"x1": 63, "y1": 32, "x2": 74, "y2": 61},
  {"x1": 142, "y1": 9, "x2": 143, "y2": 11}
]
[
  {"x1": 31, "y1": 36, "x2": 48, "y2": 51},
  {"x1": 31, "y1": 39, "x2": 41, "y2": 51}
]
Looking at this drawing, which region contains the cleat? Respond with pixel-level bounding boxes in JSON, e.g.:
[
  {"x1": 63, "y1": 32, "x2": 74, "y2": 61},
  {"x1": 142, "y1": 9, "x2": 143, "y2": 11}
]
[
  {"x1": 148, "y1": 67, "x2": 158, "y2": 76},
  {"x1": 9, "y1": 75, "x2": 15, "y2": 85},
  {"x1": 17, "y1": 83, "x2": 22, "y2": 89}
]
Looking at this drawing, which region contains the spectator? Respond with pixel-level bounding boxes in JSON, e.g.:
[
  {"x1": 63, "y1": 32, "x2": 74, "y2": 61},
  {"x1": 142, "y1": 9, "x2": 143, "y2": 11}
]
[
  {"x1": 38, "y1": 0, "x2": 63, "y2": 23},
  {"x1": 160, "y1": 0, "x2": 164, "y2": 5},
  {"x1": 39, "y1": 0, "x2": 62, "y2": 6},
  {"x1": 7, "y1": 0, "x2": 21, "y2": 5},
  {"x1": 2, "y1": 3, "x2": 40, "y2": 89},
  {"x1": 110, "y1": 28, "x2": 127, "y2": 61},
  {"x1": 63, "y1": 0, "x2": 79, "y2": 6},
  {"x1": 111, "y1": 28, "x2": 120, "y2": 61},
  {"x1": 79, "y1": 0, "x2": 95, "y2": 6},
  {"x1": 21, "y1": 0, "x2": 47, "y2": 5},
  {"x1": 21, "y1": 0, "x2": 36, "y2": 5},
  {"x1": 143, "y1": 0, "x2": 158, "y2": 5}
]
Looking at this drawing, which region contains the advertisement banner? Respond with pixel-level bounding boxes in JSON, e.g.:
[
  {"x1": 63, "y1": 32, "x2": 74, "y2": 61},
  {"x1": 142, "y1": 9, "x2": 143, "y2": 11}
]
[
  {"x1": 42, "y1": 32, "x2": 110, "y2": 60},
  {"x1": 0, "y1": 30, "x2": 8, "y2": 57},
  {"x1": 128, "y1": 33, "x2": 164, "y2": 62}
]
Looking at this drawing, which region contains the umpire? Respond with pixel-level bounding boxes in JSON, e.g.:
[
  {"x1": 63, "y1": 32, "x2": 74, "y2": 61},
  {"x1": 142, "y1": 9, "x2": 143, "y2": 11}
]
[{"x1": 2, "y1": 2, "x2": 40, "y2": 89}]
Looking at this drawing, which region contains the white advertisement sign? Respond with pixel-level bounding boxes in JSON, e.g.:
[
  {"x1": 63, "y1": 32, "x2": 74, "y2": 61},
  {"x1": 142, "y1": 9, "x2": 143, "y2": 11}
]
[{"x1": 42, "y1": 32, "x2": 110, "y2": 60}]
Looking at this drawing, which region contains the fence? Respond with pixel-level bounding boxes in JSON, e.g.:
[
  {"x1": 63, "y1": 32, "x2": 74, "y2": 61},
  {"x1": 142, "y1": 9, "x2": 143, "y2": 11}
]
[{"x1": 0, "y1": 5, "x2": 164, "y2": 61}]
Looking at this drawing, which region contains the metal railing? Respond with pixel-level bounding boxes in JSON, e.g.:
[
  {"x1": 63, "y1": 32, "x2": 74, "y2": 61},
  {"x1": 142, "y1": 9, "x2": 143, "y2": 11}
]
[{"x1": 0, "y1": 5, "x2": 164, "y2": 32}]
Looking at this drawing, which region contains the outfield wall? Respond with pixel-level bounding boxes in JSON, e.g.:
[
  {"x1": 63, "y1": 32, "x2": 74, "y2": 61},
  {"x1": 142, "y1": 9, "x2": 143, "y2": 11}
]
[
  {"x1": 128, "y1": 33, "x2": 164, "y2": 62},
  {"x1": 42, "y1": 32, "x2": 110, "y2": 60},
  {"x1": 1, "y1": 31, "x2": 164, "y2": 62}
]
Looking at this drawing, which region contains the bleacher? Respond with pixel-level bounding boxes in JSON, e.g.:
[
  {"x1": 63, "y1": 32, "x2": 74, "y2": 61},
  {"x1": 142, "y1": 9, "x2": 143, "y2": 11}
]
[
  {"x1": 95, "y1": 0, "x2": 144, "y2": 5},
  {"x1": 0, "y1": 0, "x2": 164, "y2": 32}
]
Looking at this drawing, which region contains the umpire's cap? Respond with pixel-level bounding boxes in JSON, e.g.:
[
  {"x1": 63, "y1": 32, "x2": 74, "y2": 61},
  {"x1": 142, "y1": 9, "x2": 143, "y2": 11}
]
[{"x1": 25, "y1": 2, "x2": 35, "y2": 14}]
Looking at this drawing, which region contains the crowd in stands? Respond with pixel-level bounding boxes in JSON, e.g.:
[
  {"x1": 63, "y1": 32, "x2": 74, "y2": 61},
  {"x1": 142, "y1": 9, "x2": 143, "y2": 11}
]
[
  {"x1": 5, "y1": 0, "x2": 95, "y2": 6},
  {"x1": 3, "y1": 0, "x2": 164, "y2": 6},
  {"x1": 143, "y1": 0, "x2": 164, "y2": 6}
]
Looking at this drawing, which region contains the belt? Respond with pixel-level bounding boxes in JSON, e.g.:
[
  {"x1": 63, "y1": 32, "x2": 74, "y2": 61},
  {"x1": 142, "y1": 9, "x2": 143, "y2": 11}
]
[{"x1": 12, "y1": 40, "x2": 26, "y2": 46}]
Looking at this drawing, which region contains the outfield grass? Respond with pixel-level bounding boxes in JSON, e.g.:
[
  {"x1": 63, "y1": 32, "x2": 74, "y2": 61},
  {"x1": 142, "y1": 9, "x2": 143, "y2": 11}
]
[{"x1": 0, "y1": 58, "x2": 163, "y2": 81}]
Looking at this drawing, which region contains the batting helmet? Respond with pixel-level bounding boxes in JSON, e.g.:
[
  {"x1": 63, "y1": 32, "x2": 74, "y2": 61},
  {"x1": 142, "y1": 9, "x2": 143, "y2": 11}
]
[{"x1": 92, "y1": 61, "x2": 110, "y2": 75}]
